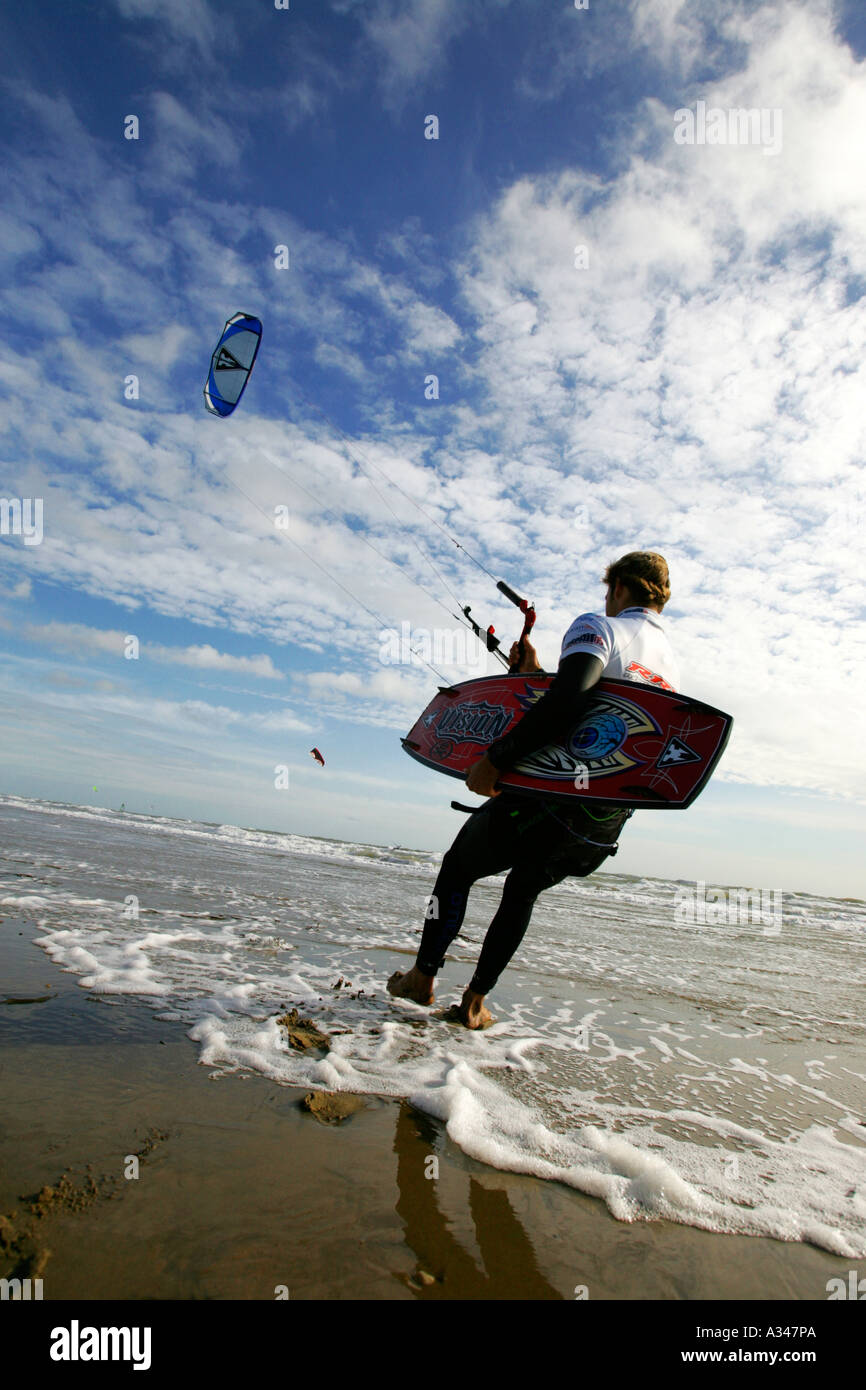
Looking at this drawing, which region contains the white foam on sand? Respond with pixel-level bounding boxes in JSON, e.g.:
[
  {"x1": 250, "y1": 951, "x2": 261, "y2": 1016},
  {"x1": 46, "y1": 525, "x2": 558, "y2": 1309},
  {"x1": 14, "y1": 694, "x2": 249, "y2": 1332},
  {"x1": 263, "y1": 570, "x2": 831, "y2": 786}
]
[
  {"x1": 26, "y1": 888, "x2": 866, "y2": 1257},
  {"x1": 3, "y1": 797, "x2": 865, "y2": 1258}
]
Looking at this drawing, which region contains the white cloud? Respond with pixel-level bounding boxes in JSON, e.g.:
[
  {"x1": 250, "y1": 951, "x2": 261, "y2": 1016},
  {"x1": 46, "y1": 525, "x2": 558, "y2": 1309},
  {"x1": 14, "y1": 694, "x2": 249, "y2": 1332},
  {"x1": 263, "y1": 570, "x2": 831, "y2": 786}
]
[
  {"x1": 630, "y1": 0, "x2": 720, "y2": 75},
  {"x1": 149, "y1": 91, "x2": 245, "y2": 179},
  {"x1": 149, "y1": 642, "x2": 284, "y2": 680},
  {"x1": 0, "y1": 574, "x2": 33, "y2": 600},
  {"x1": 111, "y1": 0, "x2": 226, "y2": 64},
  {"x1": 0, "y1": 209, "x2": 42, "y2": 266},
  {"x1": 359, "y1": 0, "x2": 469, "y2": 105},
  {"x1": 16, "y1": 622, "x2": 285, "y2": 680},
  {"x1": 121, "y1": 323, "x2": 192, "y2": 370}
]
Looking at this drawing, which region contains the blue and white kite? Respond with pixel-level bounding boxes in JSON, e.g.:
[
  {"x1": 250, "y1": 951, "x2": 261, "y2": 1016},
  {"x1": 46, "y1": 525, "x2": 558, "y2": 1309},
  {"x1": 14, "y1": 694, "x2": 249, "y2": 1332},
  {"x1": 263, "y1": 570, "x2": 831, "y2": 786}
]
[{"x1": 203, "y1": 312, "x2": 263, "y2": 417}]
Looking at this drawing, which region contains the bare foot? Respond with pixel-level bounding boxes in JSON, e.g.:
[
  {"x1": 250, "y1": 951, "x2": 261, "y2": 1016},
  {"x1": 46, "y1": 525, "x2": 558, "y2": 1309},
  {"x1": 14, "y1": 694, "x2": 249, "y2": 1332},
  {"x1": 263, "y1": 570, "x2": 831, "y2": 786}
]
[
  {"x1": 454, "y1": 987, "x2": 494, "y2": 1030},
  {"x1": 387, "y1": 966, "x2": 435, "y2": 1005}
]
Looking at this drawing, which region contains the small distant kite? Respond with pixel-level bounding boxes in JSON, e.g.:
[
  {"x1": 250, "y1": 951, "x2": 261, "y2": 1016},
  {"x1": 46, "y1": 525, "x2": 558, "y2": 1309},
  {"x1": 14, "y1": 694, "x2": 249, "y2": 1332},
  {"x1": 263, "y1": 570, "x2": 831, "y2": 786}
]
[
  {"x1": 203, "y1": 312, "x2": 263, "y2": 417},
  {"x1": 310, "y1": 748, "x2": 325, "y2": 768}
]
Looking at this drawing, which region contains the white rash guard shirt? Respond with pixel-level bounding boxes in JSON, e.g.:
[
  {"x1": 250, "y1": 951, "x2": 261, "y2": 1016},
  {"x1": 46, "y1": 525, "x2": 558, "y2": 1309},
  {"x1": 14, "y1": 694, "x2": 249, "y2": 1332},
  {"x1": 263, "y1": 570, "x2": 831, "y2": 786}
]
[{"x1": 559, "y1": 606, "x2": 680, "y2": 692}]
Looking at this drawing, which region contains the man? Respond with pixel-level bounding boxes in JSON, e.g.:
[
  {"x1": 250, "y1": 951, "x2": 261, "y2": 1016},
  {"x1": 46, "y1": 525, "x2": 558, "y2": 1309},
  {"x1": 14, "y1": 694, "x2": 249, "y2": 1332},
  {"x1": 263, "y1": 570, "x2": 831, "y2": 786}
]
[{"x1": 388, "y1": 552, "x2": 680, "y2": 1028}]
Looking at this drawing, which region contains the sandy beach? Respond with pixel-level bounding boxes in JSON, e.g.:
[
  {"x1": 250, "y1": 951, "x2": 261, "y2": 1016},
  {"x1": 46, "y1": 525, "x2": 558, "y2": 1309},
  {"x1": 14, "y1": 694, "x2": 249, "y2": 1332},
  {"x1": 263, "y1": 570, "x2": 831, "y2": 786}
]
[{"x1": 2, "y1": 908, "x2": 862, "y2": 1303}]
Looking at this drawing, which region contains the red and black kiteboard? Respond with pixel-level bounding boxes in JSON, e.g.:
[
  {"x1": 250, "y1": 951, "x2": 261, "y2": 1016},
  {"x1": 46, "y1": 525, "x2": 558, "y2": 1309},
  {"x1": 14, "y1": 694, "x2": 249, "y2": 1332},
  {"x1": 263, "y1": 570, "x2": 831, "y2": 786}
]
[{"x1": 402, "y1": 675, "x2": 733, "y2": 809}]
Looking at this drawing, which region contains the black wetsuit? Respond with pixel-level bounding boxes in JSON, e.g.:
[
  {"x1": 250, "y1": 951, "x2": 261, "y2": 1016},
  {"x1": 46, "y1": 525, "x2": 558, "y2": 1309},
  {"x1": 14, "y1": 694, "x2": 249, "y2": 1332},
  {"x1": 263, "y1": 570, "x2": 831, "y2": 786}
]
[{"x1": 414, "y1": 651, "x2": 631, "y2": 994}]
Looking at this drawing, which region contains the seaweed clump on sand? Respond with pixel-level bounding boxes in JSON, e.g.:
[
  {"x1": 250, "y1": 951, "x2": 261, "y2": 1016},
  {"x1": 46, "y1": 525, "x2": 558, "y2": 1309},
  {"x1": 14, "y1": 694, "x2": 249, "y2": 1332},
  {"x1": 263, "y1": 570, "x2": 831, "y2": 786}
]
[
  {"x1": 300, "y1": 1092, "x2": 365, "y2": 1123},
  {"x1": 277, "y1": 1008, "x2": 330, "y2": 1053},
  {"x1": 0, "y1": 1212, "x2": 50, "y2": 1283},
  {"x1": 22, "y1": 1171, "x2": 109, "y2": 1218}
]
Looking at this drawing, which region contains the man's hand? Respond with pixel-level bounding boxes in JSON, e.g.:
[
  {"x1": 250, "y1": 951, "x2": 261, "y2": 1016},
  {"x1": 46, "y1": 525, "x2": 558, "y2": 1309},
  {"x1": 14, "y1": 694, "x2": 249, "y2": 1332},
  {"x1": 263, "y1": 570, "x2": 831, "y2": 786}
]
[
  {"x1": 508, "y1": 638, "x2": 543, "y2": 674},
  {"x1": 466, "y1": 754, "x2": 501, "y2": 797}
]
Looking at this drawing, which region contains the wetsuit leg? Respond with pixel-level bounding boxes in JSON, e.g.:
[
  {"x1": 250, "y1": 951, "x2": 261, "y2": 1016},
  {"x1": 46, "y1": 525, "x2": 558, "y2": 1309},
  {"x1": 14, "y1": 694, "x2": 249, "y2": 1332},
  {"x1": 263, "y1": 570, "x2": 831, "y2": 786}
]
[
  {"x1": 467, "y1": 860, "x2": 563, "y2": 996},
  {"x1": 414, "y1": 799, "x2": 520, "y2": 976},
  {"x1": 415, "y1": 797, "x2": 627, "y2": 983},
  {"x1": 465, "y1": 802, "x2": 630, "y2": 995}
]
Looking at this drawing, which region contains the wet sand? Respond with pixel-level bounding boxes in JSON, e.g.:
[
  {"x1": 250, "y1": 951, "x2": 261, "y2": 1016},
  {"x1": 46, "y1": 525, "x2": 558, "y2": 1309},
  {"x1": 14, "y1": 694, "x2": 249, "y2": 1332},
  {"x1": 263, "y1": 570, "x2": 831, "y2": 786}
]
[{"x1": 1, "y1": 912, "x2": 862, "y2": 1301}]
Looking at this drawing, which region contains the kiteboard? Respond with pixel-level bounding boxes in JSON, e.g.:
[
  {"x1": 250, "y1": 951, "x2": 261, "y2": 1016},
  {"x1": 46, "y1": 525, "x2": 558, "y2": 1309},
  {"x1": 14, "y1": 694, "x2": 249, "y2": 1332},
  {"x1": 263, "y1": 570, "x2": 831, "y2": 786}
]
[{"x1": 402, "y1": 675, "x2": 732, "y2": 809}]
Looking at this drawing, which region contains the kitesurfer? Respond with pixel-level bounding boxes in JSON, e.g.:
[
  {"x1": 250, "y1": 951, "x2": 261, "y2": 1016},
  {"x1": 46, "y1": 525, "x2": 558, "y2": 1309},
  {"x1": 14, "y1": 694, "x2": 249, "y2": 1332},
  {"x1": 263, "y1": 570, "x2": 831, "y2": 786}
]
[{"x1": 387, "y1": 552, "x2": 680, "y2": 1027}]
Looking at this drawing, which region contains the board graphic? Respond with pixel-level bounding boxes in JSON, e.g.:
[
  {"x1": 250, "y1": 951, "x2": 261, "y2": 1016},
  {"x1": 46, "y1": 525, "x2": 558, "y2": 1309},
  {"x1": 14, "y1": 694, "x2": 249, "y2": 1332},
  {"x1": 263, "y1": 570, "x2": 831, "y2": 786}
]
[{"x1": 402, "y1": 675, "x2": 733, "y2": 809}]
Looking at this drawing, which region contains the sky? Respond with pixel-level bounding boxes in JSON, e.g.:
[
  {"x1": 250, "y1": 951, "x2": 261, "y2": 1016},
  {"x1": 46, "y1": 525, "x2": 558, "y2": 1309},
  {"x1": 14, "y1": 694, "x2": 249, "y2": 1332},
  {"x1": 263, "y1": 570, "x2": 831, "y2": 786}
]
[{"x1": 1, "y1": 0, "x2": 865, "y2": 897}]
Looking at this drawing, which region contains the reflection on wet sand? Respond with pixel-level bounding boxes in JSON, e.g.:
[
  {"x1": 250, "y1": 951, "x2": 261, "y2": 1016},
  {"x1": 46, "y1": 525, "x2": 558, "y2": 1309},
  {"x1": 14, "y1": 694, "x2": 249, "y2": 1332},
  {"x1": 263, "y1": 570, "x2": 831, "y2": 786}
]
[{"x1": 393, "y1": 1102, "x2": 560, "y2": 1300}]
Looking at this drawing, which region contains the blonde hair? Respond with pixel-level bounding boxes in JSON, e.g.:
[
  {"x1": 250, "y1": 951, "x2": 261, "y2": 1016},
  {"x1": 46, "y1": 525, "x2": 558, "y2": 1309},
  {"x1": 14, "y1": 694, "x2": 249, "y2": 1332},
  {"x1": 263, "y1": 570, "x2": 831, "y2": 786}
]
[{"x1": 603, "y1": 552, "x2": 671, "y2": 609}]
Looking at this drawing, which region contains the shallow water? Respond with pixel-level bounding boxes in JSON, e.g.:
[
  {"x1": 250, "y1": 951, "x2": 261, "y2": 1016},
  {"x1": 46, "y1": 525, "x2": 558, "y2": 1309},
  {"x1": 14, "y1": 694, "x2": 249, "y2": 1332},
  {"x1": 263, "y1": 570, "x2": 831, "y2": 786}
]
[{"x1": 2, "y1": 793, "x2": 864, "y2": 1256}]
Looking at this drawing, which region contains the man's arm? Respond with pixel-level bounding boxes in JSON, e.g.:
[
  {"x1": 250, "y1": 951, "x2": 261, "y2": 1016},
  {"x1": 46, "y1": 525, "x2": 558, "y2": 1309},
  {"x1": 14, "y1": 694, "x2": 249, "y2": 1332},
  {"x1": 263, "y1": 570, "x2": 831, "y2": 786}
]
[
  {"x1": 465, "y1": 651, "x2": 605, "y2": 795},
  {"x1": 485, "y1": 651, "x2": 605, "y2": 770}
]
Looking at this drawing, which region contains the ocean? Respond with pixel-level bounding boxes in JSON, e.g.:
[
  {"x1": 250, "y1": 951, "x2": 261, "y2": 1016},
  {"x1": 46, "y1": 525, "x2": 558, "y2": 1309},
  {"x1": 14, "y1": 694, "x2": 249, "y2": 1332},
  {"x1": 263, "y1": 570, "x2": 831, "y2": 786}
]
[{"x1": 2, "y1": 793, "x2": 864, "y2": 1258}]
